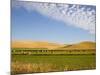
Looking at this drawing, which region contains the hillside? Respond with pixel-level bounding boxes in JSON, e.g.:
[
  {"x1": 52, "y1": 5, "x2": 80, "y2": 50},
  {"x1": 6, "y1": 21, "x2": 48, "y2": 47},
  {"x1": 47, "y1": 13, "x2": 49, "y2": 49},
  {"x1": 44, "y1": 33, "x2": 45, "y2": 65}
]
[
  {"x1": 11, "y1": 41, "x2": 62, "y2": 49},
  {"x1": 12, "y1": 41, "x2": 96, "y2": 50},
  {"x1": 57, "y1": 41, "x2": 96, "y2": 50}
]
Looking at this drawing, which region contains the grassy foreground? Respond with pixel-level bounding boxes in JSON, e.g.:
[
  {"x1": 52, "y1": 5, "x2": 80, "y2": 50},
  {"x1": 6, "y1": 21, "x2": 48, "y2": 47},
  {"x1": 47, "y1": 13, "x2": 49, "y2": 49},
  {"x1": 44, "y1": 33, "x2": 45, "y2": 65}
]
[{"x1": 11, "y1": 54, "x2": 96, "y2": 74}]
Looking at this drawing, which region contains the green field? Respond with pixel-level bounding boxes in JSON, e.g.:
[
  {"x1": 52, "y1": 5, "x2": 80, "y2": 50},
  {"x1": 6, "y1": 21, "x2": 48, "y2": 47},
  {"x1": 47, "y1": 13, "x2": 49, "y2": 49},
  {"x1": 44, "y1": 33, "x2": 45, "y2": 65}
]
[{"x1": 11, "y1": 54, "x2": 96, "y2": 74}]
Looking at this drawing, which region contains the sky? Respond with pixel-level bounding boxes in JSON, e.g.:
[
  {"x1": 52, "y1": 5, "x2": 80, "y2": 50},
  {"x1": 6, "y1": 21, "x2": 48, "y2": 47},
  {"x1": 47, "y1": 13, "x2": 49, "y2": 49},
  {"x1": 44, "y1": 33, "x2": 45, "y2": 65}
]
[{"x1": 11, "y1": 1, "x2": 96, "y2": 44}]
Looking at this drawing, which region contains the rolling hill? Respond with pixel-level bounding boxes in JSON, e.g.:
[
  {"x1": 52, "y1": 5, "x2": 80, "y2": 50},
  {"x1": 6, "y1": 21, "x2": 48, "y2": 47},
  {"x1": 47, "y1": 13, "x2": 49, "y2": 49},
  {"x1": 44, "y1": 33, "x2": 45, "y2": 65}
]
[
  {"x1": 12, "y1": 41, "x2": 96, "y2": 50},
  {"x1": 57, "y1": 41, "x2": 96, "y2": 50},
  {"x1": 11, "y1": 41, "x2": 62, "y2": 49}
]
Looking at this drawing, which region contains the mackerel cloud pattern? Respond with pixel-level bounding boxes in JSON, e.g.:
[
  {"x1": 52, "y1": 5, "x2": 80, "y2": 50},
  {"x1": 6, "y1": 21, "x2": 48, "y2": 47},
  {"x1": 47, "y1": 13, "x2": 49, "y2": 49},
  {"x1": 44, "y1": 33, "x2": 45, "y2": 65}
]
[{"x1": 12, "y1": 1, "x2": 96, "y2": 34}]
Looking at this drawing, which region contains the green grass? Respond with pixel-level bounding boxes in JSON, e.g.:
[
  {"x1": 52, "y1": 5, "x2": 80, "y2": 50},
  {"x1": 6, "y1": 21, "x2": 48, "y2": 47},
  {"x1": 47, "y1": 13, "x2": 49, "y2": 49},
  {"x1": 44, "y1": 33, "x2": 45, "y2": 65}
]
[{"x1": 11, "y1": 54, "x2": 96, "y2": 74}]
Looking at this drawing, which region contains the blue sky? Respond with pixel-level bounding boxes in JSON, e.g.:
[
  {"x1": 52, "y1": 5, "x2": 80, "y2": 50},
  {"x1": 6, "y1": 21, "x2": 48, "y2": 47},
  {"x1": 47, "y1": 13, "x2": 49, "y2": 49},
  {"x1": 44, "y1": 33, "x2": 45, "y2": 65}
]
[{"x1": 11, "y1": 2, "x2": 95, "y2": 44}]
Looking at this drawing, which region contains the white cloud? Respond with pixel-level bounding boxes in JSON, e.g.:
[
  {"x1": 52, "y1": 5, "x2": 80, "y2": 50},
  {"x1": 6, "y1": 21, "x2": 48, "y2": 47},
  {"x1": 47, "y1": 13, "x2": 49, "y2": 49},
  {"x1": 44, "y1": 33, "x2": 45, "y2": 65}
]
[{"x1": 12, "y1": 0, "x2": 96, "y2": 34}]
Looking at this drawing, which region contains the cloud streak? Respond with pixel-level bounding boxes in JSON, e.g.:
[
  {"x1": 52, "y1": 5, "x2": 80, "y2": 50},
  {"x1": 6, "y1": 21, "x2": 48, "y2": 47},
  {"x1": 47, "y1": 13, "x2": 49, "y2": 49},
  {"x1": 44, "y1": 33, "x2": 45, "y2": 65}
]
[{"x1": 12, "y1": 0, "x2": 96, "y2": 34}]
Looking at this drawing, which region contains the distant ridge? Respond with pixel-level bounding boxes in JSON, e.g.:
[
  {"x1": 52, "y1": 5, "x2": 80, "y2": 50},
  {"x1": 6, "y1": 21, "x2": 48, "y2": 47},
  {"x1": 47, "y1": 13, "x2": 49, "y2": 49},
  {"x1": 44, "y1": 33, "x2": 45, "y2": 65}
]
[
  {"x1": 12, "y1": 41, "x2": 96, "y2": 50},
  {"x1": 58, "y1": 41, "x2": 96, "y2": 50},
  {"x1": 11, "y1": 41, "x2": 62, "y2": 49}
]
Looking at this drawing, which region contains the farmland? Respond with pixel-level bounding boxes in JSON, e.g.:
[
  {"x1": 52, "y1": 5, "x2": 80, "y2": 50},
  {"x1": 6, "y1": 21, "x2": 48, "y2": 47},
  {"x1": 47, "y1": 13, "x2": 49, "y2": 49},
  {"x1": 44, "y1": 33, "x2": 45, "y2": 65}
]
[
  {"x1": 11, "y1": 41, "x2": 96, "y2": 74},
  {"x1": 11, "y1": 54, "x2": 96, "y2": 74},
  {"x1": 11, "y1": 49, "x2": 96, "y2": 74}
]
